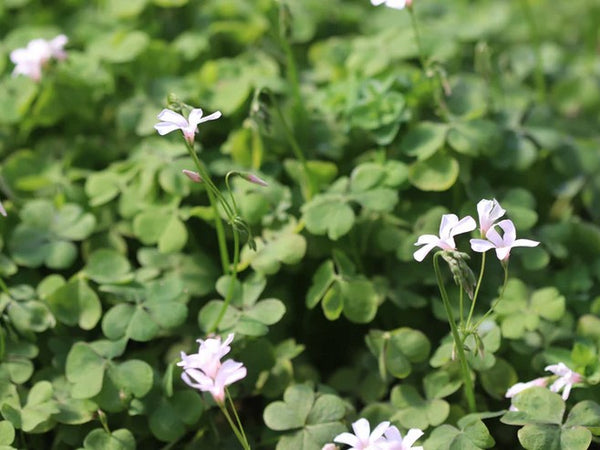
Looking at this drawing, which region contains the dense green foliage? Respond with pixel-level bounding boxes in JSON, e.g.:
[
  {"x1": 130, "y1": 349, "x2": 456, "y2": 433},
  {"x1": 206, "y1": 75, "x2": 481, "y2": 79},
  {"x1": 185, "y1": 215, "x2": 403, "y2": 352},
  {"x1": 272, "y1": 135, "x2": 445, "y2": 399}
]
[{"x1": 1, "y1": 0, "x2": 600, "y2": 448}]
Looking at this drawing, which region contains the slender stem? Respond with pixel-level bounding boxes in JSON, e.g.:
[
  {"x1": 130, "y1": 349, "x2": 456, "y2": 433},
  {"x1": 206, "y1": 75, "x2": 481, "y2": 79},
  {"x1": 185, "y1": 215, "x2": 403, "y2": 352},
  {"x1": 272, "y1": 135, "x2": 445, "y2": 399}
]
[
  {"x1": 466, "y1": 252, "x2": 486, "y2": 330},
  {"x1": 459, "y1": 287, "x2": 464, "y2": 329},
  {"x1": 226, "y1": 389, "x2": 249, "y2": 447},
  {"x1": 474, "y1": 263, "x2": 509, "y2": 330},
  {"x1": 208, "y1": 227, "x2": 240, "y2": 334},
  {"x1": 433, "y1": 253, "x2": 477, "y2": 413},
  {"x1": 278, "y1": 2, "x2": 304, "y2": 123},
  {"x1": 184, "y1": 141, "x2": 230, "y2": 272},
  {"x1": 518, "y1": 0, "x2": 546, "y2": 102},
  {"x1": 218, "y1": 402, "x2": 251, "y2": 450}
]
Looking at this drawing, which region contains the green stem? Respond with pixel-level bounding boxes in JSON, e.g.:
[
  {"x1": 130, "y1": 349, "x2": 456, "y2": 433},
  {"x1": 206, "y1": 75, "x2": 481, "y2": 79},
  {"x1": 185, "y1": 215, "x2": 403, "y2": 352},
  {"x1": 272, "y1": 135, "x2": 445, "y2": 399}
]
[
  {"x1": 218, "y1": 401, "x2": 251, "y2": 450},
  {"x1": 278, "y1": 2, "x2": 304, "y2": 123},
  {"x1": 474, "y1": 263, "x2": 509, "y2": 330},
  {"x1": 184, "y1": 141, "x2": 230, "y2": 272},
  {"x1": 208, "y1": 227, "x2": 240, "y2": 334},
  {"x1": 0, "y1": 277, "x2": 11, "y2": 296},
  {"x1": 466, "y1": 252, "x2": 486, "y2": 330},
  {"x1": 434, "y1": 252, "x2": 477, "y2": 413},
  {"x1": 518, "y1": 0, "x2": 546, "y2": 102},
  {"x1": 226, "y1": 389, "x2": 249, "y2": 447}
]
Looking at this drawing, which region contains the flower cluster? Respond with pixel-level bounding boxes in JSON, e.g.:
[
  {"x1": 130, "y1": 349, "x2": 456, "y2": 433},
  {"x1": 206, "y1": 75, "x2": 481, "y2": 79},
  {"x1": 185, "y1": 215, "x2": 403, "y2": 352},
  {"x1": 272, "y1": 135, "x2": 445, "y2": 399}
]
[
  {"x1": 325, "y1": 418, "x2": 423, "y2": 450},
  {"x1": 10, "y1": 35, "x2": 68, "y2": 82},
  {"x1": 177, "y1": 333, "x2": 247, "y2": 404},
  {"x1": 154, "y1": 108, "x2": 222, "y2": 145},
  {"x1": 506, "y1": 362, "x2": 584, "y2": 409},
  {"x1": 414, "y1": 199, "x2": 539, "y2": 263}
]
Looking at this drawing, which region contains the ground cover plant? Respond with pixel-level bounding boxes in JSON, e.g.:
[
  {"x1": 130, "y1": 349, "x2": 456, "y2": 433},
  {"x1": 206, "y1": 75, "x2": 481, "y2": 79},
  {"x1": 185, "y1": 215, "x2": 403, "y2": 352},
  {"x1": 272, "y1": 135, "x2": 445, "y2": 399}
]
[{"x1": 1, "y1": 0, "x2": 600, "y2": 448}]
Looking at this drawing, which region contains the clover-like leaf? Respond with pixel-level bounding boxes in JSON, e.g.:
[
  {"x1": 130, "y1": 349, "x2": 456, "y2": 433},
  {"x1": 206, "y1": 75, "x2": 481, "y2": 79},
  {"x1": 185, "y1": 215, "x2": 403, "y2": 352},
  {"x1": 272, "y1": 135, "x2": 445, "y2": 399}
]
[
  {"x1": 0, "y1": 420, "x2": 15, "y2": 447},
  {"x1": 408, "y1": 153, "x2": 459, "y2": 191},
  {"x1": 1, "y1": 286, "x2": 55, "y2": 335},
  {"x1": 366, "y1": 328, "x2": 430, "y2": 379},
  {"x1": 84, "y1": 249, "x2": 133, "y2": 284},
  {"x1": 101, "y1": 277, "x2": 188, "y2": 341},
  {"x1": 426, "y1": 416, "x2": 495, "y2": 449},
  {"x1": 390, "y1": 384, "x2": 450, "y2": 430},
  {"x1": 79, "y1": 428, "x2": 136, "y2": 450},
  {"x1": 148, "y1": 390, "x2": 204, "y2": 442},
  {"x1": 9, "y1": 200, "x2": 96, "y2": 269},
  {"x1": 133, "y1": 207, "x2": 187, "y2": 253},
  {"x1": 302, "y1": 195, "x2": 355, "y2": 240},
  {"x1": 45, "y1": 277, "x2": 101, "y2": 330},
  {"x1": 400, "y1": 121, "x2": 449, "y2": 160},
  {"x1": 264, "y1": 384, "x2": 346, "y2": 450},
  {"x1": 1, "y1": 381, "x2": 59, "y2": 433}
]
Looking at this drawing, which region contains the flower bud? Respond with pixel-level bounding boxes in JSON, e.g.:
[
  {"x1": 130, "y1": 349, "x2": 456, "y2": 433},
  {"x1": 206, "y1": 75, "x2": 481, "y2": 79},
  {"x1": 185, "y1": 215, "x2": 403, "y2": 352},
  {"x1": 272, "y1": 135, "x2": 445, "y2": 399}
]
[{"x1": 182, "y1": 169, "x2": 203, "y2": 183}]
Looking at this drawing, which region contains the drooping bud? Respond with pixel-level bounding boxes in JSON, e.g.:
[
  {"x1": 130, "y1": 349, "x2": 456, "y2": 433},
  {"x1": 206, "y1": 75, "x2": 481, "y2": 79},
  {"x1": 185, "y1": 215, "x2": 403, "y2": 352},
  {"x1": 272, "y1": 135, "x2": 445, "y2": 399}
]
[
  {"x1": 182, "y1": 169, "x2": 203, "y2": 183},
  {"x1": 239, "y1": 172, "x2": 268, "y2": 187}
]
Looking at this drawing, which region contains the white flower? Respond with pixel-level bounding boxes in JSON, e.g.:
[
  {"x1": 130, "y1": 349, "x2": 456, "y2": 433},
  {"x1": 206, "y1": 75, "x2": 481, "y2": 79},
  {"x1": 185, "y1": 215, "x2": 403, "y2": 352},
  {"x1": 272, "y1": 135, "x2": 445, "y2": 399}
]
[
  {"x1": 545, "y1": 363, "x2": 583, "y2": 400},
  {"x1": 413, "y1": 214, "x2": 476, "y2": 262},
  {"x1": 476, "y1": 199, "x2": 505, "y2": 235},
  {"x1": 383, "y1": 426, "x2": 424, "y2": 450},
  {"x1": 334, "y1": 418, "x2": 390, "y2": 450},
  {"x1": 10, "y1": 35, "x2": 68, "y2": 81},
  {"x1": 470, "y1": 219, "x2": 539, "y2": 262},
  {"x1": 370, "y1": 0, "x2": 412, "y2": 10},
  {"x1": 154, "y1": 108, "x2": 222, "y2": 144},
  {"x1": 505, "y1": 377, "x2": 548, "y2": 399},
  {"x1": 47, "y1": 34, "x2": 68, "y2": 60},
  {"x1": 181, "y1": 359, "x2": 247, "y2": 403},
  {"x1": 178, "y1": 333, "x2": 234, "y2": 378}
]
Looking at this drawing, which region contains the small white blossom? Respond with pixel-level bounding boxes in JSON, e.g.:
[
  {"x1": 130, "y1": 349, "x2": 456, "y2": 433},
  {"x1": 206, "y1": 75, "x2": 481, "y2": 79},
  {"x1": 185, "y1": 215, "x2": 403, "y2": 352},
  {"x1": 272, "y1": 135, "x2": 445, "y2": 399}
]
[
  {"x1": 10, "y1": 35, "x2": 68, "y2": 81},
  {"x1": 545, "y1": 363, "x2": 583, "y2": 400},
  {"x1": 476, "y1": 198, "x2": 505, "y2": 235},
  {"x1": 154, "y1": 108, "x2": 222, "y2": 144},
  {"x1": 505, "y1": 377, "x2": 548, "y2": 399},
  {"x1": 470, "y1": 219, "x2": 539, "y2": 262},
  {"x1": 383, "y1": 426, "x2": 424, "y2": 450},
  {"x1": 413, "y1": 214, "x2": 476, "y2": 262},
  {"x1": 178, "y1": 333, "x2": 246, "y2": 403},
  {"x1": 334, "y1": 418, "x2": 390, "y2": 450}
]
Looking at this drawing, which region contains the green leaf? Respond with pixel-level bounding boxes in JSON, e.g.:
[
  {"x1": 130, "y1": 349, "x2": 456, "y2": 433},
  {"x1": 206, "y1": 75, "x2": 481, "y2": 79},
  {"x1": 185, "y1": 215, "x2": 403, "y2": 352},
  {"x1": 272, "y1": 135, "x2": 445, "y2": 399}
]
[
  {"x1": 84, "y1": 249, "x2": 132, "y2": 284},
  {"x1": 65, "y1": 343, "x2": 107, "y2": 399},
  {"x1": 46, "y1": 277, "x2": 102, "y2": 330},
  {"x1": 80, "y1": 428, "x2": 136, "y2": 450},
  {"x1": 340, "y1": 278, "x2": 379, "y2": 323},
  {"x1": 0, "y1": 421, "x2": 15, "y2": 446},
  {"x1": 110, "y1": 360, "x2": 153, "y2": 398},
  {"x1": 306, "y1": 260, "x2": 336, "y2": 309},
  {"x1": 501, "y1": 387, "x2": 565, "y2": 426},
  {"x1": 530, "y1": 287, "x2": 565, "y2": 322},
  {"x1": 302, "y1": 196, "x2": 355, "y2": 240},
  {"x1": 401, "y1": 122, "x2": 448, "y2": 160},
  {"x1": 264, "y1": 384, "x2": 314, "y2": 430},
  {"x1": 149, "y1": 391, "x2": 204, "y2": 442},
  {"x1": 390, "y1": 385, "x2": 449, "y2": 430},
  {"x1": 564, "y1": 401, "x2": 600, "y2": 428},
  {"x1": 408, "y1": 153, "x2": 460, "y2": 191}
]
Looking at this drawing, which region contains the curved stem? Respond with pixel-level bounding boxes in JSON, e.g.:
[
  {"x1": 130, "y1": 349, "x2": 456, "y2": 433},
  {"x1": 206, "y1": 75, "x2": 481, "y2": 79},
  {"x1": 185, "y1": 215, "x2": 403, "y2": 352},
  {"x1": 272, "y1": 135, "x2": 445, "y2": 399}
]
[
  {"x1": 466, "y1": 252, "x2": 486, "y2": 330},
  {"x1": 226, "y1": 389, "x2": 249, "y2": 448},
  {"x1": 218, "y1": 401, "x2": 251, "y2": 450},
  {"x1": 434, "y1": 252, "x2": 477, "y2": 413}
]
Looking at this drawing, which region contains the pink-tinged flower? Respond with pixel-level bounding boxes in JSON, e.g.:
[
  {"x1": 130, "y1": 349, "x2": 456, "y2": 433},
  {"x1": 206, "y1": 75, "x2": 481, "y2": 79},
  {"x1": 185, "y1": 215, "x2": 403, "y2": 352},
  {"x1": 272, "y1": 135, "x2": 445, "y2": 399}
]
[
  {"x1": 470, "y1": 219, "x2": 539, "y2": 262},
  {"x1": 322, "y1": 444, "x2": 339, "y2": 450},
  {"x1": 505, "y1": 377, "x2": 548, "y2": 399},
  {"x1": 383, "y1": 426, "x2": 423, "y2": 450},
  {"x1": 182, "y1": 169, "x2": 203, "y2": 183},
  {"x1": 476, "y1": 198, "x2": 505, "y2": 235},
  {"x1": 181, "y1": 359, "x2": 247, "y2": 404},
  {"x1": 48, "y1": 34, "x2": 68, "y2": 60},
  {"x1": 10, "y1": 35, "x2": 68, "y2": 81},
  {"x1": 334, "y1": 418, "x2": 390, "y2": 450},
  {"x1": 413, "y1": 214, "x2": 476, "y2": 262},
  {"x1": 545, "y1": 363, "x2": 583, "y2": 400},
  {"x1": 154, "y1": 108, "x2": 222, "y2": 144},
  {"x1": 370, "y1": 0, "x2": 412, "y2": 10},
  {"x1": 0, "y1": 200, "x2": 6, "y2": 217},
  {"x1": 178, "y1": 333, "x2": 234, "y2": 378},
  {"x1": 240, "y1": 172, "x2": 268, "y2": 187}
]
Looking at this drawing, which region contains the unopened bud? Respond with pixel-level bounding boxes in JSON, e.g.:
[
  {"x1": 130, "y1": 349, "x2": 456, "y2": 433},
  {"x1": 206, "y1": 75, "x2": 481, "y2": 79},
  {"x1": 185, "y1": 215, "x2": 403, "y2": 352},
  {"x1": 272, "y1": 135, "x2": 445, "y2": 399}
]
[
  {"x1": 182, "y1": 169, "x2": 203, "y2": 183},
  {"x1": 240, "y1": 172, "x2": 268, "y2": 187},
  {"x1": 441, "y1": 250, "x2": 476, "y2": 299}
]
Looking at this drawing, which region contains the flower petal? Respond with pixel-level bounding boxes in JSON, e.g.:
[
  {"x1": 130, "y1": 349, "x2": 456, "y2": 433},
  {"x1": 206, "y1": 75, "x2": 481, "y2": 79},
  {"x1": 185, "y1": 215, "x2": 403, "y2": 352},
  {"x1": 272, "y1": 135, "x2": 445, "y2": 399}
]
[
  {"x1": 334, "y1": 432, "x2": 359, "y2": 447},
  {"x1": 156, "y1": 109, "x2": 188, "y2": 127},
  {"x1": 497, "y1": 219, "x2": 516, "y2": 244},
  {"x1": 369, "y1": 420, "x2": 390, "y2": 441},
  {"x1": 439, "y1": 214, "x2": 459, "y2": 238},
  {"x1": 413, "y1": 242, "x2": 437, "y2": 262},
  {"x1": 154, "y1": 121, "x2": 183, "y2": 135},
  {"x1": 470, "y1": 239, "x2": 495, "y2": 253},
  {"x1": 351, "y1": 418, "x2": 371, "y2": 442},
  {"x1": 403, "y1": 428, "x2": 424, "y2": 447},
  {"x1": 512, "y1": 238, "x2": 540, "y2": 248},
  {"x1": 451, "y1": 216, "x2": 477, "y2": 236},
  {"x1": 196, "y1": 110, "x2": 222, "y2": 125}
]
